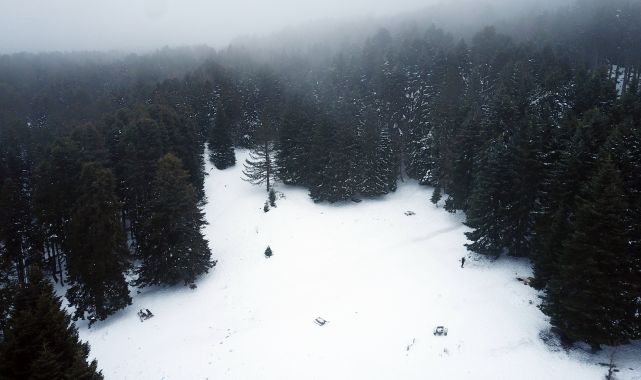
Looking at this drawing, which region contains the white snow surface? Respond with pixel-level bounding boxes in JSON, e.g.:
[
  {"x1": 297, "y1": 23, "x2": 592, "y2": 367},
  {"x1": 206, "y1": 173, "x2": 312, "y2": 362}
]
[{"x1": 76, "y1": 149, "x2": 641, "y2": 380}]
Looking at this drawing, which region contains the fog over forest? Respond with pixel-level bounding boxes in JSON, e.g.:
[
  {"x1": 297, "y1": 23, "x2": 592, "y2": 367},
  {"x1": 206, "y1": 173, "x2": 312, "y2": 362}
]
[
  {"x1": 0, "y1": 0, "x2": 572, "y2": 53},
  {"x1": 1, "y1": 0, "x2": 640, "y2": 379}
]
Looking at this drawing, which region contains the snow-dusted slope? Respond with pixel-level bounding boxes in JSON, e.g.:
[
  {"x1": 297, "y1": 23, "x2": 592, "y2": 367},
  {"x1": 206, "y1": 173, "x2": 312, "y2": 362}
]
[{"x1": 77, "y1": 149, "x2": 640, "y2": 380}]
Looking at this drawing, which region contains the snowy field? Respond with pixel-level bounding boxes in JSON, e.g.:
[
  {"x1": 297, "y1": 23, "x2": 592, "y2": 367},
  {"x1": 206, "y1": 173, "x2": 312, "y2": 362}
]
[{"x1": 76, "y1": 149, "x2": 641, "y2": 380}]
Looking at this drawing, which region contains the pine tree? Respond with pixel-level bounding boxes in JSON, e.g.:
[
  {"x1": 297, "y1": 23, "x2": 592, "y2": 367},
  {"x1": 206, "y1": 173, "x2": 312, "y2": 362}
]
[
  {"x1": 532, "y1": 113, "x2": 609, "y2": 288},
  {"x1": 208, "y1": 104, "x2": 236, "y2": 170},
  {"x1": 0, "y1": 248, "x2": 16, "y2": 337},
  {"x1": 308, "y1": 111, "x2": 359, "y2": 203},
  {"x1": 603, "y1": 121, "x2": 641, "y2": 335},
  {"x1": 135, "y1": 154, "x2": 214, "y2": 286},
  {"x1": 357, "y1": 121, "x2": 397, "y2": 197},
  {"x1": 33, "y1": 129, "x2": 107, "y2": 284},
  {"x1": 0, "y1": 179, "x2": 29, "y2": 285},
  {"x1": 29, "y1": 344, "x2": 65, "y2": 380},
  {"x1": 65, "y1": 163, "x2": 131, "y2": 323},
  {"x1": 0, "y1": 268, "x2": 103, "y2": 380},
  {"x1": 268, "y1": 188, "x2": 276, "y2": 207},
  {"x1": 541, "y1": 157, "x2": 638, "y2": 349},
  {"x1": 464, "y1": 141, "x2": 514, "y2": 257},
  {"x1": 442, "y1": 98, "x2": 482, "y2": 211},
  {"x1": 0, "y1": 122, "x2": 42, "y2": 286},
  {"x1": 307, "y1": 120, "x2": 336, "y2": 202},
  {"x1": 430, "y1": 187, "x2": 442, "y2": 206},
  {"x1": 264, "y1": 246, "x2": 273, "y2": 258},
  {"x1": 242, "y1": 125, "x2": 278, "y2": 192},
  {"x1": 501, "y1": 122, "x2": 548, "y2": 257},
  {"x1": 276, "y1": 97, "x2": 314, "y2": 185},
  {"x1": 404, "y1": 46, "x2": 443, "y2": 185},
  {"x1": 115, "y1": 115, "x2": 168, "y2": 239},
  {"x1": 147, "y1": 105, "x2": 206, "y2": 201}
]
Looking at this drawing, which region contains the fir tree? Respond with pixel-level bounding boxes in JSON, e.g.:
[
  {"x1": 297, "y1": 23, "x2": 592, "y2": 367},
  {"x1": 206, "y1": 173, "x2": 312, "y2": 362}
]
[
  {"x1": 208, "y1": 104, "x2": 236, "y2": 170},
  {"x1": 0, "y1": 122, "x2": 41, "y2": 285},
  {"x1": 307, "y1": 120, "x2": 336, "y2": 202},
  {"x1": 33, "y1": 133, "x2": 91, "y2": 283},
  {"x1": 264, "y1": 246, "x2": 273, "y2": 258},
  {"x1": 357, "y1": 123, "x2": 397, "y2": 197},
  {"x1": 28, "y1": 344, "x2": 64, "y2": 380},
  {"x1": 135, "y1": 154, "x2": 214, "y2": 286},
  {"x1": 430, "y1": 187, "x2": 442, "y2": 206},
  {"x1": 276, "y1": 97, "x2": 314, "y2": 185},
  {"x1": 115, "y1": 116, "x2": 168, "y2": 239},
  {"x1": 532, "y1": 114, "x2": 609, "y2": 287},
  {"x1": 147, "y1": 105, "x2": 206, "y2": 201},
  {"x1": 0, "y1": 250, "x2": 16, "y2": 338},
  {"x1": 242, "y1": 126, "x2": 278, "y2": 192},
  {"x1": 308, "y1": 113, "x2": 359, "y2": 203},
  {"x1": 541, "y1": 157, "x2": 638, "y2": 349},
  {"x1": 0, "y1": 179, "x2": 29, "y2": 285},
  {"x1": 464, "y1": 141, "x2": 514, "y2": 257},
  {"x1": 65, "y1": 163, "x2": 131, "y2": 322},
  {"x1": 0, "y1": 268, "x2": 103, "y2": 380},
  {"x1": 268, "y1": 188, "x2": 276, "y2": 208}
]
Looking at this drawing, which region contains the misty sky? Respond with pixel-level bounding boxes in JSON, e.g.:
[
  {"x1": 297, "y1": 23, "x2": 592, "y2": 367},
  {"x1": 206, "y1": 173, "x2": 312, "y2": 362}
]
[{"x1": 0, "y1": 0, "x2": 440, "y2": 53}]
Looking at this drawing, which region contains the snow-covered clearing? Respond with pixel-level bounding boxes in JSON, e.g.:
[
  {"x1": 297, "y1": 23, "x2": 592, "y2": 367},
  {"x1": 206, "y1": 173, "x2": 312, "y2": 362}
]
[{"x1": 77, "y1": 149, "x2": 641, "y2": 380}]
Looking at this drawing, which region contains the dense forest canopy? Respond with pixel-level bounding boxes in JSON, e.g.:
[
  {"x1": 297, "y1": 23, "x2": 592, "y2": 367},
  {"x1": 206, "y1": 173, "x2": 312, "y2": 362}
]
[{"x1": 1, "y1": 0, "x2": 640, "y2": 375}]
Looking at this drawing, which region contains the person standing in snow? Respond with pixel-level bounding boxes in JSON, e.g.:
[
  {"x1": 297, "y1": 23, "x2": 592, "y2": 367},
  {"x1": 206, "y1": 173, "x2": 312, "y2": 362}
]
[{"x1": 460, "y1": 257, "x2": 466, "y2": 268}]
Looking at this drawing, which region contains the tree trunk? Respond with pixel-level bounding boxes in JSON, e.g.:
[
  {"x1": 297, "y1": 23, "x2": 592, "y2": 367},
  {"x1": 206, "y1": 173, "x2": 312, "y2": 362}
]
[
  {"x1": 265, "y1": 141, "x2": 271, "y2": 192},
  {"x1": 622, "y1": 65, "x2": 630, "y2": 95},
  {"x1": 16, "y1": 256, "x2": 25, "y2": 285},
  {"x1": 46, "y1": 241, "x2": 59, "y2": 283},
  {"x1": 54, "y1": 243, "x2": 64, "y2": 286}
]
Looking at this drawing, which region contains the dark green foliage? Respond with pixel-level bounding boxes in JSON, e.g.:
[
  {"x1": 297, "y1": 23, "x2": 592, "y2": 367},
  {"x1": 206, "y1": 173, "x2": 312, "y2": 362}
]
[
  {"x1": 464, "y1": 141, "x2": 514, "y2": 257},
  {"x1": 541, "y1": 157, "x2": 638, "y2": 349},
  {"x1": 263, "y1": 201, "x2": 270, "y2": 213},
  {"x1": 264, "y1": 246, "x2": 273, "y2": 258},
  {"x1": 357, "y1": 124, "x2": 397, "y2": 197},
  {"x1": 0, "y1": 179, "x2": 29, "y2": 285},
  {"x1": 147, "y1": 105, "x2": 206, "y2": 200},
  {"x1": 65, "y1": 163, "x2": 131, "y2": 322},
  {"x1": 208, "y1": 105, "x2": 236, "y2": 170},
  {"x1": 0, "y1": 1, "x2": 639, "y2": 349},
  {"x1": 28, "y1": 344, "x2": 65, "y2": 380},
  {"x1": 531, "y1": 111, "x2": 614, "y2": 288},
  {"x1": 0, "y1": 254, "x2": 16, "y2": 338},
  {"x1": 571, "y1": 68, "x2": 618, "y2": 117},
  {"x1": 110, "y1": 113, "x2": 168, "y2": 238},
  {"x1": 135, "y1": 154, "x2": 213, "y2": 287},
  {"x1": 0, "y1": 123, "x2": 42, "y2": 286},
  {"x1": 0, "y1": 268, "x2": 103, "y2": 380},
  {"x1": 308, "y1": 117, "x2": 359, "y2": 203},
  {"x1": 34, "y1": 135, "x2": 85, "y2": 257},
  {"x1": 430, "y1": 187, "x2": 442, "y2": 206},
  {"x1": 276, "y1": 97, "x2": 314, "y2": 186},
  {"x1": 268, "y1": 188, "x2": 276, "y2": 208},
  {"x1": 108, "y1": 105, "x2": 206, "y2": 240}
]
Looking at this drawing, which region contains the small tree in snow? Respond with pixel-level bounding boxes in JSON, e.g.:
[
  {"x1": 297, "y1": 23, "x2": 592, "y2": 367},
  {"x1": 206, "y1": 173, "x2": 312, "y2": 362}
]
[
  {"x1": 268, "y1": 189, "x2": 277, "y2": 207},
  {"x1": 242, "y1": 123, "x2": 278, "y2": 192},
  {"x1": 431, "y1": 187, "x2": 442, "y2": 206},
  {"x1": 264, "y1": 246, "x2": 273, "y2": 258}
]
